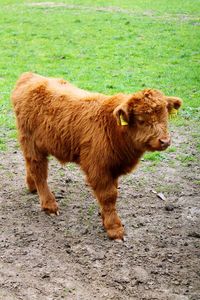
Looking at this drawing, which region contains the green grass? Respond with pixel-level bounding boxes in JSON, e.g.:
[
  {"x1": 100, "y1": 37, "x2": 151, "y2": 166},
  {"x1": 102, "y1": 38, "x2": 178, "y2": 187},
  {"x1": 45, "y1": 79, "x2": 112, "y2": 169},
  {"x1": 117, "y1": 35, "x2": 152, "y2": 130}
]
[
  {"x1": 176, "y1": 153, "x2": 197, "y2": 166},
  {"x1": 88, "y1": 203, "x2": 96, "y2": 217},
  {"x1": 143, "y1": 146, "x2": 177, "y2": 163},
  {"x1": 194, "y1": 180, "x2": 200, "y2": 185},
  {"x1": 0, "y1": 0, "x2": 199, "y2": 150},
  {"x1": 143, "y1": 152, "x2": 166, "y2": 162},
  {"x1": 0, "y1": 138, "x2": 7, "y2": 151}
]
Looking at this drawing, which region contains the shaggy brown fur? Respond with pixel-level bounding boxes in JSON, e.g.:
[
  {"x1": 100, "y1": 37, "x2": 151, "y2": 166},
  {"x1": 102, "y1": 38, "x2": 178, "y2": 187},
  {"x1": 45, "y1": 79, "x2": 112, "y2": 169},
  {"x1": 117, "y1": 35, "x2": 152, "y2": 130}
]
[{"x1": 11, "y1": 72, "x2": 182, "y2": 240}]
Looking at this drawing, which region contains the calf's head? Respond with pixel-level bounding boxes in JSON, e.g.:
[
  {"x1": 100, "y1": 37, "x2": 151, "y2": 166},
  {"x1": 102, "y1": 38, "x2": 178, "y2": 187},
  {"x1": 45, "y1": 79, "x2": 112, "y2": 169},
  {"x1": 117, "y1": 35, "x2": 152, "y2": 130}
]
[{"x1": 113, "y1": 89, "x2": 182, "y2": 152}]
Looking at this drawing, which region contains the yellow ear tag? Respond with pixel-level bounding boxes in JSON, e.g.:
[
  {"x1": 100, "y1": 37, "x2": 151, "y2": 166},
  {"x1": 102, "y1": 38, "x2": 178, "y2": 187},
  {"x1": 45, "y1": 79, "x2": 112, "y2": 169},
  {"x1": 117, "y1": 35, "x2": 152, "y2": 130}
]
[
  {"x1": 169, "y1": 108, "x2": 178, "y2": 119},
  {"x1": 119, "y1": 114, "x2": 128, "y2": 126}
]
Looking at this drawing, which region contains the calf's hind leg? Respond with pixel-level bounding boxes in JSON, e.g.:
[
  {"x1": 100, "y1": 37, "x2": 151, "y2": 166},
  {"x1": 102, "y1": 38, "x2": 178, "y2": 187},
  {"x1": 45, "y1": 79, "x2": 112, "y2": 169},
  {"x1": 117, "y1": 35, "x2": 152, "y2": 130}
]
[
  {"x1": 25, "y1": 156, "x2": 59, "y2": 215},
  {"x1": 25, "y1": 158, "x2": 37, "y2": 193}
]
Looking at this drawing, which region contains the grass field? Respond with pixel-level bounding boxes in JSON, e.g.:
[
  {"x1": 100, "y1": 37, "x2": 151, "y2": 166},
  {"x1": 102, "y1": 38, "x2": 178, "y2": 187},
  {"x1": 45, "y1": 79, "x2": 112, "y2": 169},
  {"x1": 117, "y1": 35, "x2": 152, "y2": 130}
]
[{"x1": 0, "y1": 0, "x2": 199, "y2": 151}]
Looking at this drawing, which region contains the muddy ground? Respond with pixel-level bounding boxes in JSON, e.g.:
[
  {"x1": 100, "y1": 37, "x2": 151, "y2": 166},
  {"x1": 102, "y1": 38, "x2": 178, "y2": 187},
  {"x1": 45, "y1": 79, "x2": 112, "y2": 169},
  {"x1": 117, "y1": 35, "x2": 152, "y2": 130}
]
[{"x1": 0, "y1": 125, "x2": 199, "y2": 300}]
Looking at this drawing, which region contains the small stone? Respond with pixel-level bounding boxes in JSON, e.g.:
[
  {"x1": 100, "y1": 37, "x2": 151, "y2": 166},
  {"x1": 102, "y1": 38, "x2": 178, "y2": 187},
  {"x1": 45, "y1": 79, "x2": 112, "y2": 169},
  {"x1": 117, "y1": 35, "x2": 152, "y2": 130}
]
[
  {"x1": 66, "y1": 248, "x2": 72, "y2": 254},
  {"x1": 41, "y1": 273, "x2": 50, "y2": 279},
  {"x1": 94, "y1": 251, "x2": 105, "y2": 260},
  {"x1": 157, "y1": 192, "x2": 166, "y2": 201},
  {"x1": 56, "y1": 193, "x2": 65, "y2": 199},
  {"x1": 151, "y1": 189, "x2": 157, "y2": 194},
  {"x1": 165, "y1": 204, "x2": 175, "y2": 211},
  {"x1": 188, "y1": 232, "x2": 200, "y2": 238},
  {"x1": 65, "y1": 178, "x2": 72, "y2": 183},
  {"x1": 114, "y1": 275, "x2": 130, "y2": 284},
  {"x1": 82, "y1": 228, "x2": 89, "y2": 235},
  {"x1": 133, "y1": 266, "x2": 149, "y2": 283}
]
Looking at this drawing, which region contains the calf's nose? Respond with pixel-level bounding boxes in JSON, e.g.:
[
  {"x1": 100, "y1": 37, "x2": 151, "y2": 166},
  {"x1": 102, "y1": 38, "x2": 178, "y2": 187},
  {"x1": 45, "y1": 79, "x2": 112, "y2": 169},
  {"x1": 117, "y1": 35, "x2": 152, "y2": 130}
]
[{"x1": 159, "y1": 138, "x2": 171, "y2": 148}]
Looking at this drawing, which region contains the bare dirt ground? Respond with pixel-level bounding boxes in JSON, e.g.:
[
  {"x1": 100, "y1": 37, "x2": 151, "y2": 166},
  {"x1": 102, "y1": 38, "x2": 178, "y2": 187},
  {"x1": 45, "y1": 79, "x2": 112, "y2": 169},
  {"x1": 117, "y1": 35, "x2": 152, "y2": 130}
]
[{"x1": 0, "y1": 125, "x2": 199, "y2": 300}]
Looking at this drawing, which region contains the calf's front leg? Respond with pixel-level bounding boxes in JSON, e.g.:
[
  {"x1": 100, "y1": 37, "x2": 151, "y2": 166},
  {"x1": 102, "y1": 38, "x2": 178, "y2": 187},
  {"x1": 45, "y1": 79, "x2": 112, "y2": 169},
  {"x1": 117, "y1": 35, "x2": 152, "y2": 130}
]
[{"x1": 93, "y1": 184, "x2": 124, "y2": 240}]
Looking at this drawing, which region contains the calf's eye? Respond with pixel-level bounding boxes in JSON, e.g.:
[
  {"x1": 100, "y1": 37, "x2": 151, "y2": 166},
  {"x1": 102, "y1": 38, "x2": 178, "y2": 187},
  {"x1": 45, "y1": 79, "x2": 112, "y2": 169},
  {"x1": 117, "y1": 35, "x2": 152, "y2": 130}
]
[{"x1": 138, "y1": 120, "x2": 145, "y2": 125}]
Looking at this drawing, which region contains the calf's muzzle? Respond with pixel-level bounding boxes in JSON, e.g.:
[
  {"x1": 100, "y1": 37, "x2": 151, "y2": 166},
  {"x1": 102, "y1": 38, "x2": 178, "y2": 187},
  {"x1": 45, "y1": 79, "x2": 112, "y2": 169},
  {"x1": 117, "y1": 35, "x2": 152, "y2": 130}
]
[{"x1": 159, "y1": 137, "x2": 171, "y2": 150}]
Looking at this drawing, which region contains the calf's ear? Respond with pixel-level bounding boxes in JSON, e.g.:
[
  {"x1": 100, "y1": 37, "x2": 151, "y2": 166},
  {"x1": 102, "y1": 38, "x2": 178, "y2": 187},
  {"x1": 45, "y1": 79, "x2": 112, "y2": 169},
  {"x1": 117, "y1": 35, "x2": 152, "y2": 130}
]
[
  {"x1": 165, "y1": 96, "x2": 182, "y2": 114},
  {"x1": 113, "y1": 103, "x2": 129, "y2": 126}
]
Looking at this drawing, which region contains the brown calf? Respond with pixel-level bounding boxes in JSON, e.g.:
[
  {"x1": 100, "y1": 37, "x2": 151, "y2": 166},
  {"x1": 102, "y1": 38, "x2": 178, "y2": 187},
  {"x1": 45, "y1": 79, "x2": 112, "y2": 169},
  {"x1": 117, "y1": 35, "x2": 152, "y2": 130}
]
[{"x1": 11, "y1": 72, "x2": 182, "y2": 240}]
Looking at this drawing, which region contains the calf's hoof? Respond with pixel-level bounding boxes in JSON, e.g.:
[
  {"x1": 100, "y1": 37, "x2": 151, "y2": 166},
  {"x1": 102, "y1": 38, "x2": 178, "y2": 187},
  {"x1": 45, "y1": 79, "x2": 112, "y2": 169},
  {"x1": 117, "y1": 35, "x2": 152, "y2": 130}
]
[
  {"x1": 42, "y1": 201, "x2": 59, "y2": 215},
  {"x1": 28, "y1": 186, "x2": 37, "y2": 193},
  {"x1": 26, "y1": 178, "x2": 37, "y2": 193},
  {"x1": 107, "y1": 226, "x2": 124, "y2": 240}
]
